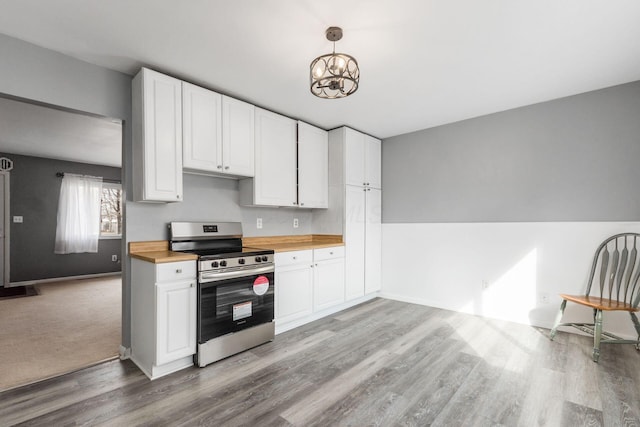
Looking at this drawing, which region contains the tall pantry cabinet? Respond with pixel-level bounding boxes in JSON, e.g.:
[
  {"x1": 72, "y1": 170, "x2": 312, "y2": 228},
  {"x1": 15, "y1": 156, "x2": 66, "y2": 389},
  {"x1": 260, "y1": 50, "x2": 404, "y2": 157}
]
[{"x1": 318, "y1": 127, "x2": 382, "y2": 300}]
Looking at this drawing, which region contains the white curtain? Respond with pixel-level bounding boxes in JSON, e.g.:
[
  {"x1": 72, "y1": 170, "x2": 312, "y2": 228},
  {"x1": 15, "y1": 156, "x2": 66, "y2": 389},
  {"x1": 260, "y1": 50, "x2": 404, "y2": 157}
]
[{"x1": 54, "y1": 174, "x2": 103, "y2": 254}]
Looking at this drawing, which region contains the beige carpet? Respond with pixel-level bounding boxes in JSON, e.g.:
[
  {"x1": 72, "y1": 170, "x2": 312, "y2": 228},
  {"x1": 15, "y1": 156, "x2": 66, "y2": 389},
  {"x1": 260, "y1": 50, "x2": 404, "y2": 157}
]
[{"x1": 0, "y1": 276, "x2": 121, "y2": 391}]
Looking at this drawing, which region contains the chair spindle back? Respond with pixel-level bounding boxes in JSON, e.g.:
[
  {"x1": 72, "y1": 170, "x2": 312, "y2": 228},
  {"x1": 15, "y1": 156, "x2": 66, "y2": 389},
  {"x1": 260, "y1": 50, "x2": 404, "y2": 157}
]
[{"x1": 585, "y1": 233, "x2": 640, "y2": 308}]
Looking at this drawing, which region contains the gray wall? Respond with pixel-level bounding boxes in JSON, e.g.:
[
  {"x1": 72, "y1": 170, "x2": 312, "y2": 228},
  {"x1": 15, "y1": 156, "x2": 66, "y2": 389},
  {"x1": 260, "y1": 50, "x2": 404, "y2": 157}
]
[
  {"x1": 382, "y1": 81, "x2": 640, "y2": 223},
  {"x1": 4, "y1": 153, "x2": 121, "y2": 282}
]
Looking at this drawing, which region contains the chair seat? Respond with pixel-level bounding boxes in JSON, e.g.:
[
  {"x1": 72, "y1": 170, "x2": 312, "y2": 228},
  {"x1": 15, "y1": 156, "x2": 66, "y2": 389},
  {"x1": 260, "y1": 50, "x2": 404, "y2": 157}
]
[{"x1": 559, "y1": 294, "x2": 639, "y2": 312}]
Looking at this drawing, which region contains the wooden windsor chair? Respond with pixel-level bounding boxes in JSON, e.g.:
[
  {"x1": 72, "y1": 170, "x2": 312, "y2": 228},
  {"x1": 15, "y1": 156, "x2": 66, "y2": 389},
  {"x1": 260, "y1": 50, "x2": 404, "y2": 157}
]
[{"x1": 549, "y1": 233, "x2": 640, "y2": 362}]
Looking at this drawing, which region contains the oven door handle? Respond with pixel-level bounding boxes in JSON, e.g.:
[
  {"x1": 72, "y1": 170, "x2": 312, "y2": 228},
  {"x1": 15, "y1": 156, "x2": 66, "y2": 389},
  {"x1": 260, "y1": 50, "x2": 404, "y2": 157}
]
[{"x1": 199, "y1": 265, "x2": 275, "y2": 285}]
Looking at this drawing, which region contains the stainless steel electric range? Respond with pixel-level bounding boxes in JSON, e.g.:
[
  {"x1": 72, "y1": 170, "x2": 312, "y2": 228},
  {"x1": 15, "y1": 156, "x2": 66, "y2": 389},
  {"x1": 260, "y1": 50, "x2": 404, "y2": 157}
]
[{"x1": 169, "y1": 222, "x2": 275, "y2": 368}]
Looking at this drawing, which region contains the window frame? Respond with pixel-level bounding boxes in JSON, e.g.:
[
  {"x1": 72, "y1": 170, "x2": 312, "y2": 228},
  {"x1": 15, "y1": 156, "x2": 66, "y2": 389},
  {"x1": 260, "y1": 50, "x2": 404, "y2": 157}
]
[{"x1": 99, "y1": 181, "x2": 123, "y2": 239}]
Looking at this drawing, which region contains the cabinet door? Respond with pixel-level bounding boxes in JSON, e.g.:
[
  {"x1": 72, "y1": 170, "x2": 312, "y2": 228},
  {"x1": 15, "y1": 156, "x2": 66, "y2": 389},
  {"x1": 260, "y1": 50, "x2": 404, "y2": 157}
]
[
  {"x1": 137, "y1": 68, "x2": 183, "y2": 202},
  {"x1": 344, "y1": 185, "x2": 366, "y2": 300},
  {"x1": 365, "y1": 135, "x2": 382, "y2": 189},
  {"x1": 344, "y1": 128, "x2": 366, "y2": 187},
  {"x1": 222, "y1": 96, "x2": 255, "y2": 177},
  {"x1": 298, "y1": 121, "x2": 328, "y2": 208},
  {"x1": 156, "y1": 280, "x2": 196, "y2": 365},
  {"x1": 275, "y1": 263, "x2": 313, "y2": 324},
  {"x1": 254, "y1": 108, "x2": 297, "y2": 206},
  {"x1": 365, "y1": 188, "x2": 382, "y2": 293},
  {"x1": 314, "y1": 257, "x2": 345, "y2": 311},
  {"x1": 182, "y1": 82, "x2": 222, "y2": 173}
]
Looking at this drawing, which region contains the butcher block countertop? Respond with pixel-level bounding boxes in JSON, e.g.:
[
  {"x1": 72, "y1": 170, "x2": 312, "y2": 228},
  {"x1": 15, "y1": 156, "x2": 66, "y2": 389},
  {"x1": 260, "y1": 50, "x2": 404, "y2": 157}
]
[
  {"x1": 243, "y1": 234, "x2": 343, "y2": 253},
  {"x1": 129, "y1": 241, "x2": 198, "y2": 264}
]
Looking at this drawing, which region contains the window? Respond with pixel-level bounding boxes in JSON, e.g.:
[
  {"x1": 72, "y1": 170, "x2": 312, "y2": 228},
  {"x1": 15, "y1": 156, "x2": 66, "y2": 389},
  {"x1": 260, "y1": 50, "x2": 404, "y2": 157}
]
[{"x1": 100, "y1": 182, "x2": 122, "y2": 238}]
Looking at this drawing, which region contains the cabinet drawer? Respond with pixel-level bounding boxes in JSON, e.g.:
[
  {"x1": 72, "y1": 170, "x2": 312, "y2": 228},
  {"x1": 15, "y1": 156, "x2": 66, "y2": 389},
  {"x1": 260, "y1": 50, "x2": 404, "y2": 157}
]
[
  {"x1": 275, "y1": 250, "x2": 313, "y2": 267},
  {"x1": 156, "y1": 261, "x2": 196, "y2": 282},
  {"x1": 313, "y1": 246, "x2": 344, "y2": 262}
]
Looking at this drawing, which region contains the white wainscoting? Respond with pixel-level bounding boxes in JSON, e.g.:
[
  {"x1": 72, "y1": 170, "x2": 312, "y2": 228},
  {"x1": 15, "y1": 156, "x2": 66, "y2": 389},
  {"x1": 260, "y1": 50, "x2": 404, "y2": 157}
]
[{"x1": 380, "y1": 222, "x2": 640, "y2": 339}]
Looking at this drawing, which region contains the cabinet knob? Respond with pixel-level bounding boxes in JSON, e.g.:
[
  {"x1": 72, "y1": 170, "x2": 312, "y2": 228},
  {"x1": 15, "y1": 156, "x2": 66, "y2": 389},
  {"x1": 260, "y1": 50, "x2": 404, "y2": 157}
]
[
  {"x1": 217, "y1": 165, "x2": 223, "y2": 169},
  {"x1": 300, "y1": 202, "x2": 304, "y2": 206},
  {"x1": 176, "y1": 268, "x2": 182, "y2": 273},
  {"x1": 329, "y1": 252, "x2": 333, "y2": 255},
  {"x1": 190, "y1": 282, "x2": 194, "y2": 288},
  {"x1": 177, "y1": 195, "x2": 180, "y2": 199},
  {"x1": 293, "y1": 202, "x2": 297, "y2": 205},
  {"x1": 293, "y1": 256, "x2": 297, "y2": 260},
  {"x1": 225, "y1": 166, "x2": 229, "y2": 170},
  {"x1": 363, "y1": 182, "x2": 367, "y2": 186}
]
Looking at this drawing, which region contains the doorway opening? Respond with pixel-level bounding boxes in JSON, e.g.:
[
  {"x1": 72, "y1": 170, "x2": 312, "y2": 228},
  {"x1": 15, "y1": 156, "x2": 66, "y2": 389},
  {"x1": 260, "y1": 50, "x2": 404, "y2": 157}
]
[{"x1": 0, "y1": 94, "x2": 124, "y2": 391}]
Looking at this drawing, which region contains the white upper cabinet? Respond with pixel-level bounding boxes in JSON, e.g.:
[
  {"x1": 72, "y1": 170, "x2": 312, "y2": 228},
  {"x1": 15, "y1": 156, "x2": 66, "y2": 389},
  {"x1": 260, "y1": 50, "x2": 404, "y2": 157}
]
[
  {"x1": 298, "y1": 121, "x2": 328, "y2": 209},
  {"x1": 344, "y1": 128, "x2": 381, "y2": 189},
  {"x1": 344, "y1": 128, "x2": 366, "y2": 187},
  {"x1": 222, "y1": 96, "x2": 255, "y2": 177},
  {"x1": 365, "y1": 135, "x2": 382, "y2": 189},
  {"x1": 132, "y1": 67, "x2": 183, "y2": 202},
  {"x1": 182, "y1": 83, "x2": 254, "y2": 178},
  {"x1": 182, "y1": 82, "x2": 222, "y2": 173},
  {"x1": 240, "y1": 108, "x2": 297, "y2": 206}
]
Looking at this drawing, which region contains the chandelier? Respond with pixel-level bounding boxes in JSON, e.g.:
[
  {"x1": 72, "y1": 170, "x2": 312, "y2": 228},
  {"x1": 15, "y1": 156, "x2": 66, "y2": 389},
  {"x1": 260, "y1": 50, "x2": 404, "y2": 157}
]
[{"x1": 310, "y1": 27, "x2": 360, "y2": 99}]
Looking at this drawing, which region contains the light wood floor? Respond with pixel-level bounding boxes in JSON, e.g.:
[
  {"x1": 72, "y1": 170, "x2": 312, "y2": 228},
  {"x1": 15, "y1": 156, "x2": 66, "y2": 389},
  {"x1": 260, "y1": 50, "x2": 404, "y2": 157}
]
[{"x1": 1, "y1": 298, "x2": 639, "y2": 426}]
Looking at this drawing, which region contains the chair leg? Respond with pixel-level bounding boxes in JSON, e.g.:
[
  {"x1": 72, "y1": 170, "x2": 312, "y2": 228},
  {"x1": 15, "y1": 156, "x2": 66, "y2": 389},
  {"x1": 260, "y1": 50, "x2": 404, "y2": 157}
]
[
  {"x1": 630, "y1": 312, "x2": 640, "y2": 351},
  {"x1": 549, "y1": 299, "x2": 567, "y2": 340},
  {"x1": 593, "y1": 309, "x2": 603, "y2": 362}
]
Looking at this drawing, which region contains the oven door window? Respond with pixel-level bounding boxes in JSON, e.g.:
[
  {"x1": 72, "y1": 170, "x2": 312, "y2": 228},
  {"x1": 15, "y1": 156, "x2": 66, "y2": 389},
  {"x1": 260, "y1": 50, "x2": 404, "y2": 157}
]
[{"x1": 199, "y1": 273, "x2": 274, "y2": 342}]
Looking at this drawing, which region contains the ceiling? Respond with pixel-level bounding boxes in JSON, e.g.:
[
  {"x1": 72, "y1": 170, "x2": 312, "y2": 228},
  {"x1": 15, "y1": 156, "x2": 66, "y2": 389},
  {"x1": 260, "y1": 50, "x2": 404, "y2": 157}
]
[
  {"x1": 1, "y1": 0, "x2": 640, "y2": 139},
  {"x1": 0, "y1": 96, "x2": 122, "y2": 167}
]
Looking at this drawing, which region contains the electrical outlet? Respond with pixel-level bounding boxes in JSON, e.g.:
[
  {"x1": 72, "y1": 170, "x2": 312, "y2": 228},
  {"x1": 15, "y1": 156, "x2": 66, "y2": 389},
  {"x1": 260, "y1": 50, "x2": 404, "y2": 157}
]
[
  {"x1": 293, "y1": 218, "x2": 299, "y2": 228},
  {"x1": 112, "y1": 255, "x2": 118, "y2": 262},
  {"x1": 539, "y1": 292, "x2": 550, "y2": 305},
  {"x1": 13, "y1": 216, "x2": 23, "y2": 223},
  {"x1": 256, "y1": 218, "x2": 263, "y2": 229}
]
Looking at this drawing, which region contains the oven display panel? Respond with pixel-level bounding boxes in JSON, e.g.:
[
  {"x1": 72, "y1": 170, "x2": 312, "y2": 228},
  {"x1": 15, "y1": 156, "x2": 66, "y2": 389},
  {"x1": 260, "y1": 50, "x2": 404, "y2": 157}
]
[{"x1": 203, "y1": 225, "x2": 218, "y2": 233}]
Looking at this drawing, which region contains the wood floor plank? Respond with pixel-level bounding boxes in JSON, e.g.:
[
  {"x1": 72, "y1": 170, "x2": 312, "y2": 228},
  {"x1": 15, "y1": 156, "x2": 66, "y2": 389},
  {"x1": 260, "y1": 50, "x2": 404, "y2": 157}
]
[
  {"x1": 561, "y1": 400, "x2": 604, "y2": 426},
  {"x1": 517, "y1": 366, "x2": 565, "y2": 426},
  {"x1": 562, "y1": 332, "x2": 604, "y2": 411},
  {"x1": 1, "y1": 298, "x2": 639, "y2": 427}
]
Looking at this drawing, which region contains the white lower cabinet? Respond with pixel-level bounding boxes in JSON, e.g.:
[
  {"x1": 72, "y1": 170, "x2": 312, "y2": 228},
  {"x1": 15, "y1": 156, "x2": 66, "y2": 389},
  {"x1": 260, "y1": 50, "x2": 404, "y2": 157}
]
[
  {"x1": 275, "y1": 250, "x2": 313, "y2": 325},
  {"x1": 313, "y1": 247, "x2": 345, "y2": 311},
  {"x1": 275, "y1": 246, "x2": 347, "y2": 332},
  {"x1": 131, "y1": 258, "x2": 197, "y2": 379}
]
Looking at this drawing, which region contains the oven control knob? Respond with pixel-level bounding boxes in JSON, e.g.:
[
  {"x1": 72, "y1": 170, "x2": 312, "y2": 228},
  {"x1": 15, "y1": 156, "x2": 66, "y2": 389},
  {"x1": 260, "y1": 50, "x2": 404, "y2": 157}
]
[
  {"x1": 220, "y1": 260, "x2": 227, "y2": 267},
  {"x1": 211, "y1": 261, "x2": 219, "y2": 268},
  {"x1": 238, "y1": 258, "x2": 245, "y2": 265},
  {"x1": 255, "y1": 256, "x2": 262, "y2": 262},
  {"x1": 261, "y1": 256, "x2": 268, "y2": 262}
]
